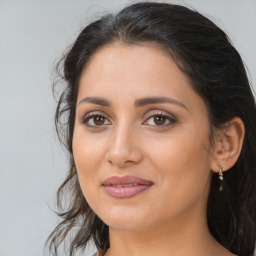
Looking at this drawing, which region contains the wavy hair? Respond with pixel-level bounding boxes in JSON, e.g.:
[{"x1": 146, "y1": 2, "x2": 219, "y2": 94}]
[{"x1": 46, "y1": 2, "x2": 256, "y2": 256}]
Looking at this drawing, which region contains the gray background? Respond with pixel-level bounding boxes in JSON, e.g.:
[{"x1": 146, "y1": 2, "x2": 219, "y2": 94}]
[{"x1": 0, "y1": 0, "x2": 255, "y2": 255}]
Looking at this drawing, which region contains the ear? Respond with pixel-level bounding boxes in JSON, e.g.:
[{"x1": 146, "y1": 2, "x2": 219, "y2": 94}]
[{"x1": 210, "y1": 117, "x2": 245, "y2": 173}]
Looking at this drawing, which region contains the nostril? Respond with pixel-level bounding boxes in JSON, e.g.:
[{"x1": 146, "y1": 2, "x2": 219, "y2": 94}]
[
  {"x1": 105, "y1": 147, "x2": 143, "y2": 167},
  {"x1": 107, "y1": 157, "x2": 130, "y2": 168}
]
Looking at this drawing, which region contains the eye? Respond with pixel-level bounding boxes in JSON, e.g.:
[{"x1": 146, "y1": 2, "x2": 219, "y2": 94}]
[
  {"x1": 82, "y1": 112, "x2": 111, "y2": 128},
  {"x1": 143, "y1": 112, "x2": 176, "y2": 127}
]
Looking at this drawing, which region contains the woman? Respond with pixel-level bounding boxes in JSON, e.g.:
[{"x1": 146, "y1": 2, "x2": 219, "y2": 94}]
[{"x1": 46, "y1": 2, "x2": 256, "y2": 256}]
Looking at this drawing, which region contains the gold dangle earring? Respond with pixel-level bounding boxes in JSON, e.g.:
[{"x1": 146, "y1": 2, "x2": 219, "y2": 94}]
[{"x1": 217, "y1": 163, "x2": 224, "y2": 191}]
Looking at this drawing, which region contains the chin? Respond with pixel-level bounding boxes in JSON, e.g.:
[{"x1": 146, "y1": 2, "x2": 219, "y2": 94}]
[{"x1": 96, "y1": 206, "x2": 153, "y2": 232}]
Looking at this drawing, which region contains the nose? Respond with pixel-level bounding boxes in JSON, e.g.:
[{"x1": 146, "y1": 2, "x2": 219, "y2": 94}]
[{"x1": 105, "y1": 124, "x2": 143, "y2": 168}]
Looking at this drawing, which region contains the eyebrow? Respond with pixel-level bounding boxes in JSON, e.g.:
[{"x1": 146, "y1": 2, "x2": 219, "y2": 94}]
[
  {"x1": 78, "y1": 96, "x2": 188, "y2": 110},
  {"x1": 135, "y1": 96, "x2": 188, "y2": 110},
  {"x1": 78, "y1": 97, "x2": 111, "y2": 106}
]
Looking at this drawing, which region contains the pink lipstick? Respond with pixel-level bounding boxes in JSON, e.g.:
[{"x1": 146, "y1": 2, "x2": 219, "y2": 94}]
[{"x1": 102, "y1": 175, "x2": 153, "y2": 199}]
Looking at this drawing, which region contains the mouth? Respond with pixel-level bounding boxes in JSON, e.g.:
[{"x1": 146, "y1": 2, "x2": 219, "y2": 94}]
[{"x1": 102, "y1": 175, "x2": 153, "y2": 199}]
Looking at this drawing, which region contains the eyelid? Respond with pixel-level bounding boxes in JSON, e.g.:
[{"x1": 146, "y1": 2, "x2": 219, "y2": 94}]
[
  {"x1": 82, "y1": 110, "x2": 110, "y2": 120},
  {"x1": 143, "y1": 110, "x2": 176, "y2": 121},
  {"x1": 142, "y1": 110, "x2": 177, "y2": 127},
  {"x1": 81, "y1": 111, "x2": 112, "y2": 127}
]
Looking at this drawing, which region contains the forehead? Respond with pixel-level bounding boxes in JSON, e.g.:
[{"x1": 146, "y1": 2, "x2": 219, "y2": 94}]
[
  {"x1": 81, "y1": 43, "x2": 179, "y2": 77},
  {"x1": 78, "y1": 43, "x2": 205, "y2": 112}
]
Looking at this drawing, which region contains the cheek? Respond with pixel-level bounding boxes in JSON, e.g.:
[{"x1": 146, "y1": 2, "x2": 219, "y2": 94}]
[
  {"x1": 141, "y1": 133, "x2": 212, "y2": 225},
  {"x1": 150, "y1": 126, "x2": 210, "y2": 165},
  {"x1": 73, "y1": 124, "x2": 106, "y2": 170},
  {"x1": 72, "y1": 128, "x2": 105, "y2": 200},
  {"x1": 149, "y1": 127, "x2": 212, "y2": 197}
]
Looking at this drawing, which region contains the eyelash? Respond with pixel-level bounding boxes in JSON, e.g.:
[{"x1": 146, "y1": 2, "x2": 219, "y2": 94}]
[
  {"x1": 143, "y1": 112, "x2": 177, "y2": 128},
  {"x1": 81, "y1": 112, "x2": 111, "y2": 129},
  {"x1": 81, "y1": 111, "x2": 177, "y2": 129}
]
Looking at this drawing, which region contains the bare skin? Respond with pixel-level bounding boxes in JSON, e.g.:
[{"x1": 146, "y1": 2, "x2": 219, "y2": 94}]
[{"x1": 73, "y1": 43, "x2": 243, "y2": 256}]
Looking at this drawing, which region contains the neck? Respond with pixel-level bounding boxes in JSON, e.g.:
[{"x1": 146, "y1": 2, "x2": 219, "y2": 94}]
[{"x1": 104, "y1": 207, "x2": 231, "y2": 256}]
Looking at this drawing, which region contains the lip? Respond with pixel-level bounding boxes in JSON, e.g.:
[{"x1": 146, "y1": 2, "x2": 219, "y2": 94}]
[{"x1": 102, "y1": 175, "x2": 153, "y2": 199}]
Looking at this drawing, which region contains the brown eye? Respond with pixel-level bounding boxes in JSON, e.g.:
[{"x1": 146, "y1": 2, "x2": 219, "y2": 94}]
[
  {"x1": 94, "y1": 115, "x2": 105, "y2": 125},
  {"x1": 82, "y1": 113, "x2": 111, "y2": 128},
  {"x1": 154, "y1": 116, "x2": 166, "y2": 125},
  {"x1": 143, "y1": 113, "x2": 177, "y2": 128}
]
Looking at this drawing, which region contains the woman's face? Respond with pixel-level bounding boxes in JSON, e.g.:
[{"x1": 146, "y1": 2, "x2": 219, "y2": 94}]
[{"x1": 73, "y1": 43, "x2": 215, "y2": 232}]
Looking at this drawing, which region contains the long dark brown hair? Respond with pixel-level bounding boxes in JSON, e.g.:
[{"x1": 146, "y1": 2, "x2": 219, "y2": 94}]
[{"x1": 46, "y1": 2, "x2": 256, "y2": 256}]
